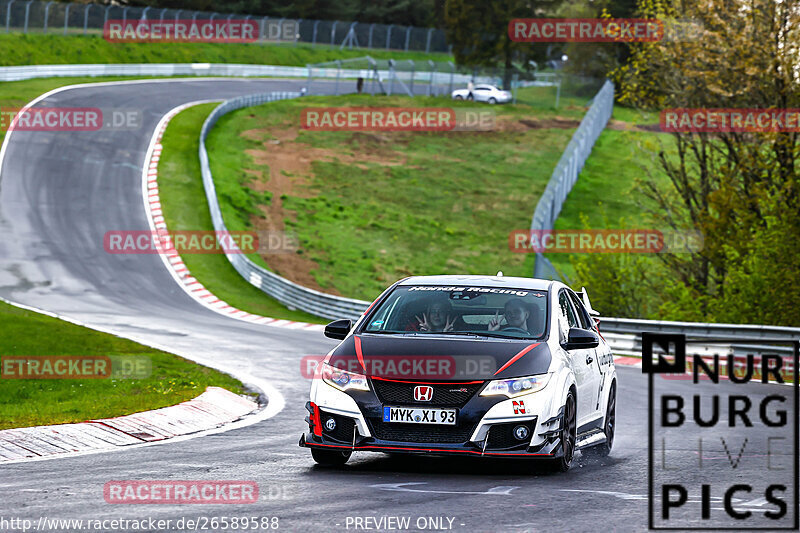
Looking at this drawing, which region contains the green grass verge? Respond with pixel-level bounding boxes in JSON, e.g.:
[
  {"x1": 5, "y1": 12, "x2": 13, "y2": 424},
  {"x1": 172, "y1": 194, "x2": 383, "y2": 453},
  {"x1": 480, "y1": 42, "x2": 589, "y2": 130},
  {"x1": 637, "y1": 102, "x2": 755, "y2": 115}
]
[
  {"x1": 157, "y1": 103, "x2": 325, "y2": 323},
  {"x1": 204, "y1": 87, "x2": 595, "y2": 302},
  {"x1": 549, "y1": 106, "x2": 668, "y2": 279},
  {"x1": 0, "y1": 34, "x2": 451, "y2": 67},
  {"x1": 0, "y1": 300, "x2": 247, "y2": 430}
]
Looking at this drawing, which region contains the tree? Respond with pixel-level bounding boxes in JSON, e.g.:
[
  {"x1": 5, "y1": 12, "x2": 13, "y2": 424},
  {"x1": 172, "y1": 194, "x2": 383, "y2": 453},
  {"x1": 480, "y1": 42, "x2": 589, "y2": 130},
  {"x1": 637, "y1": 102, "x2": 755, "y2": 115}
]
[
  {"x1": 444, "y1": 0, "x2": 551, "y2": 88},
  {"x1": 609, "y1": 0, "x2": 800, "y2": 324}
]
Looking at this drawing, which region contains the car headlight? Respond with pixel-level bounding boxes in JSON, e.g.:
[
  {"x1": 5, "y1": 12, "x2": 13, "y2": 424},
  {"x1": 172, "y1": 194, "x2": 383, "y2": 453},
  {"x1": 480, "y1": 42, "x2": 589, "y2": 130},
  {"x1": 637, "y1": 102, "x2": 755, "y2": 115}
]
[
  {"x1": 480, "y1": 373, "x2": 550, "y2": 398},
  {"x1": 321, "y1": 362, "x2": 369, "y2": 392}
]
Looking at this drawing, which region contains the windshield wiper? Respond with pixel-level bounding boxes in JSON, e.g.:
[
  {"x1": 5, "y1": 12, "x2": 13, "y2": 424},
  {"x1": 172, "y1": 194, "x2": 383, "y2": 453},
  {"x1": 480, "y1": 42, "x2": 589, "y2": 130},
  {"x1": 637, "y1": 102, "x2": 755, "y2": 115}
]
[{"x1": 411, "y1": 331, "x2": 535, "y2": 340}]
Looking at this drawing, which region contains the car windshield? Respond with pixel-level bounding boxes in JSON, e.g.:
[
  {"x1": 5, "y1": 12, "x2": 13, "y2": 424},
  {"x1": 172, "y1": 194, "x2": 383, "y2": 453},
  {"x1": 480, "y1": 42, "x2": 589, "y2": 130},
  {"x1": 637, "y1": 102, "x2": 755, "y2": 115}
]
[{"x1": 361, "y1": 285, "x2": 548, "y2": 339}]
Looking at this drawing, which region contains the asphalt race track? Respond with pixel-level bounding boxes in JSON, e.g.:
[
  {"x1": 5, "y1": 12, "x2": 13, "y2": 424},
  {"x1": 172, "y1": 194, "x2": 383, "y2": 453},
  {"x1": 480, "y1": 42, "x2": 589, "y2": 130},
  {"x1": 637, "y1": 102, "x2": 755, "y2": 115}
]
[{"x1": 0, "y1": 79, "x2": 796, "y2": 532}]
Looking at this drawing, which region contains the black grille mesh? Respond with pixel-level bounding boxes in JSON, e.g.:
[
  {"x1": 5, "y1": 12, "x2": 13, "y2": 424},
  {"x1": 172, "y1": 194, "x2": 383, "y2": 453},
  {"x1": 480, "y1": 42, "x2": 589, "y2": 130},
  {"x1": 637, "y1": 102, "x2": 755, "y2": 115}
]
[
  {"x1": 320, "y1": 411, "x2": 356, "y2": 443},
  {"x1": 371, "y1": 380, "x2": 483, "y2": 407},
  {"x1": 486, "y1": 420, "x2": 536, "y2": 449},
  {"x1": 367, "y1": 418, "x2": 476, "y2": 444}
]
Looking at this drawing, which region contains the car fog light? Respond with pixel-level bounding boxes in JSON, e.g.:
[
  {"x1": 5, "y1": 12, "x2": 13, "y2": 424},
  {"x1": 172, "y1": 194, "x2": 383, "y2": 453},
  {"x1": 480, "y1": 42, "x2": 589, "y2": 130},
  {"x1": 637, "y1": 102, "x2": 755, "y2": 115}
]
[
  {"x1": 325, "y1": 417, "x2": 336, "y2": 431},
  {"x1": 513, "y1": 425, "x2": 529, "y2": 441}
]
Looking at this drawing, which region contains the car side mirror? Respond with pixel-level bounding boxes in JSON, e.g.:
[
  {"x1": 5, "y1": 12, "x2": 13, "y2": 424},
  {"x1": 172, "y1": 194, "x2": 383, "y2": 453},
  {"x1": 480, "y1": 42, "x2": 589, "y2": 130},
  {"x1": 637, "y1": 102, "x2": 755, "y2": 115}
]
[
  {"x1": 562, "y1": 327, "x2": 599, "y2": 350},
  {"x1": 324, "y1": 319, "x2": 352, "y2": 340}
]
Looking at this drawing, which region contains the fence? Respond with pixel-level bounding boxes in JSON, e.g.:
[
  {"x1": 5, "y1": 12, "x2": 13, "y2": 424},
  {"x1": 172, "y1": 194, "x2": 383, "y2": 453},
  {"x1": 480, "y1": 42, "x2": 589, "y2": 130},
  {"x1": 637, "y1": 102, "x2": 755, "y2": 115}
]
[
  {"x1": 530, "y1": 79, "x2": 615, "y2": 280},
  {"x1": 199, "y1": 91, "x2": 370, "y2": 321},
  {"x1": 196, "y1": 86, "x2": 798, "y2": 361},
  {"x1": 0, "y1": 0, "x2": 449, "y2": 53},
  {"x1": 305, "y1": 56, "x2": 485, "y2": 97}
]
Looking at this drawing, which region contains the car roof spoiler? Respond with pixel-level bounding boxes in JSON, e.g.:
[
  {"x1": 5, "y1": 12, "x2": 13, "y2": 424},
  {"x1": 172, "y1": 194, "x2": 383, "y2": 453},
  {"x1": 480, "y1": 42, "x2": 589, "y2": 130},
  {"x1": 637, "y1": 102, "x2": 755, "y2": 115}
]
[{"x1": 576, "y1": 287, "x2": 599, "y2": 316}]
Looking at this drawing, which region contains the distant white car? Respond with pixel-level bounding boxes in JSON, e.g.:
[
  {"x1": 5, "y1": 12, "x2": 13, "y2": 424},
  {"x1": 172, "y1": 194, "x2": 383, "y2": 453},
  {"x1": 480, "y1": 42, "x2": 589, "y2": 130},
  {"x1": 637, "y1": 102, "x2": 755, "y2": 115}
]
[{"x1": 451, "y1": 84, "x2": 512, "y2": 104}]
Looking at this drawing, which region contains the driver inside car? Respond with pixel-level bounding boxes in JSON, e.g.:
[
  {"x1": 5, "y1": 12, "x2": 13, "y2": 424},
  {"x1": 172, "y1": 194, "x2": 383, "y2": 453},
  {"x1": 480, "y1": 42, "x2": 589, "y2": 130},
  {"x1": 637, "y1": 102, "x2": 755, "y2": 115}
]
[{"x1": 487, "y1": 298, "x2": 531, "y2": 333}]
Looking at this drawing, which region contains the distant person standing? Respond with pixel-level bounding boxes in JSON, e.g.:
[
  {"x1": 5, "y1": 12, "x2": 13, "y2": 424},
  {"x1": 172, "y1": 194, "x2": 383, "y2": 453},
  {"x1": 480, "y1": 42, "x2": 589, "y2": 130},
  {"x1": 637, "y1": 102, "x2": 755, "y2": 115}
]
[
  {"x1": 467, "y1": 79, "x2": 474, "y2": 100},
  {"x1": 356, "y1": 77, "x2": 364, "y2": 94}
]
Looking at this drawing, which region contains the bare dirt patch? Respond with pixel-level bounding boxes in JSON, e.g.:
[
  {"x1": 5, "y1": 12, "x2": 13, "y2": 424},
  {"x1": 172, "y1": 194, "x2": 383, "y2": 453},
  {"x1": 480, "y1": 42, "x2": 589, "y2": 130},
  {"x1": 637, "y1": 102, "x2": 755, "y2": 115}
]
[{"x1": 240, "y1": 125, "x2": 410, "y2": 293}]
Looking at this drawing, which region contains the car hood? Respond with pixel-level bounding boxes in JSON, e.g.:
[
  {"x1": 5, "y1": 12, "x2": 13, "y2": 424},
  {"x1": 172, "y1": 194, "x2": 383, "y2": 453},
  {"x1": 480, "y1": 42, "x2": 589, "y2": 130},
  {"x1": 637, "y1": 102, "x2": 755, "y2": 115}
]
[{"x1": 327, "y1": 334, "x2": 551, "y2": 380}]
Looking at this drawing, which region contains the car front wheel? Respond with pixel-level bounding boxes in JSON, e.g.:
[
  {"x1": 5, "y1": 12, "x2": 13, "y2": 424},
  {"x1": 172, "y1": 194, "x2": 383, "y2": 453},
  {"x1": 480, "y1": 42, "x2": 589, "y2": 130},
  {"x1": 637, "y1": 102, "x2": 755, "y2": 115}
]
[
  {"x1": 587, "y1": 383, "x2": 616, "y2": 457},
  {"x1": 311, "y1": 448, "x2": 351, "y2": 466},
  {"x1": 455, "y1": 95, "x2": 463, "y2": 100},
  {"x1": 552, "y1": 391, "x2": 576, "y2": 472},
  {"x1": 488, "y1": 97, "x2": 497, "y2": 104}
]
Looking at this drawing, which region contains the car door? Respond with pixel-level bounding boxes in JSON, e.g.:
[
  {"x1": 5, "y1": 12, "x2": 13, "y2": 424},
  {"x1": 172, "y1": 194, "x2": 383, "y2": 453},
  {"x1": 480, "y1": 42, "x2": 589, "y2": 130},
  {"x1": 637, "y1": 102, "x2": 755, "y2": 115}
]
[
  {"x1": 568, "y1": 290, "x2": 605, "y2": 417},
  {"x1": 557, "y1": 290, "x2": 600, "y2": 426},
  {"x1": 473, "y1": 87, "x2": 489, "y2": 102}
]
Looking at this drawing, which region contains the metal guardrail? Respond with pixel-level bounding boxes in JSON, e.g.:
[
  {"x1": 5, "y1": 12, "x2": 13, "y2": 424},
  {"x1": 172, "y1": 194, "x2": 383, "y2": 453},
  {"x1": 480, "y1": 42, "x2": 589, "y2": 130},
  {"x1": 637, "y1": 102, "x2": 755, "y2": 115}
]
[
  {"x1": 196, "y1": 86, "x2": 797, "y2": 350},
  {"x1": 0, "y1": 0, "x2": 449, "y2": 53},
  {"x1": 530, "y1": 79, "x2": 615, "y2": 280},
  {"x1": 0, "y1": 62, "x2": 479, "y2": 83},
  {"x1": 198, "y1": 91, "x2": 371, "y2": 322}
]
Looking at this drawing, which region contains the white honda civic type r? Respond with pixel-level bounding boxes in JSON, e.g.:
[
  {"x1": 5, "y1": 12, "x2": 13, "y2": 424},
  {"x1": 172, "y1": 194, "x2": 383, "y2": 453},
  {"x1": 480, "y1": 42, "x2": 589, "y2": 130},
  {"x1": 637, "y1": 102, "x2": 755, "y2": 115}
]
[{"x1": 301, "y1": 275, "x2": 617, "y2": 472}]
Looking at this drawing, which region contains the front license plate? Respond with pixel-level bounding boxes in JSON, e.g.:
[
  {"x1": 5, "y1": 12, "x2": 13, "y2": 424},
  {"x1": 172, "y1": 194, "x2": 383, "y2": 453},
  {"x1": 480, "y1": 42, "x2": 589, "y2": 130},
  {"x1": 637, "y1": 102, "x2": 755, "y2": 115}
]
[{"x1": 383, "y1": 406, "x2": 456, "y2": 425}]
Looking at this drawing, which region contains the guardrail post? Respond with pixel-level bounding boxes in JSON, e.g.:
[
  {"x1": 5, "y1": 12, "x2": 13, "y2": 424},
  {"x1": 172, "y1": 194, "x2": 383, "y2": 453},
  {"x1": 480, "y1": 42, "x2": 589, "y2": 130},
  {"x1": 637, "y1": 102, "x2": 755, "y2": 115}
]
[
  {"x1": 174, "y1": 9, "x2": 181, "y2": 23},
  {"x1": 191, "y1": 11, "x2": 199, "y2": 24},
  {"x1": 158, "y1": 7, "x2": 167, "y2": 23},
  {"x1": 22, "y1": 0, "x2": 33, "y2": 33},
  {"x1": 209, "y1": 12, "x2": 217, "y2": 22},
  {"x1": 385, "y1": 24, "x2": 393, "y2": 49},
  {"x1": 103, "y1": 5, "x2": 110, "y2": 29},
  {"x1": 408, "y1": 59, "x2": 415, "y2": 95},
  {"x1": 62, "y1": 2, "x2": 70, "y2": 34},
  {"x1": 335, "y1": 59, "x2": 341, "y2": 95},
  {"x1": 404, "y1": 26, "x2": 411, "y2": 51},
  {"x1": 259, "y1": 16, "x2": 267, "y2": 40},
  {"x1": 141, "y1": 6, "x2": 150, "y2": 20},
  {"x1": 448, "y1": 61, "x2": 455, "y2": 94},
  {"x1": 311, "y1": 19, "x2": 319, "y2": 46},
  {"x1": 367, "y1": 23, "x2": 374, "y2": 49},
  {"x1": 277, "y1": 18, "x2": 285, "y2": 42},
  {"x1": 330, "y1": 20, "x2": 337, "y2": 46},
  {"x1": 555, "y1": 78, "x2": 561, "y2": 108},
  {"x1": 121, "y1": 6, "x2": 129, "y2": 26},
  {"x1": 388, "y1": 59, "x2": 395, "y2": 95},
  {"x1": 43, "y1": 1, "x2": 53, "y2": 34},
  {"x1": 425, "y1": 28, "x2": 433, "y2": 53},
  {"x1": 428, "y1": 60, "x2": 435, "y2": 96},
  {"x1": 82, "y1": 3, "x2": 90, "y2": 34},
  {"x1": 294, "y1": 19, "x2": 301, "y2": 44},
  {"x1": 6, "y1": 0, "x2": 15, "y2": 33}
]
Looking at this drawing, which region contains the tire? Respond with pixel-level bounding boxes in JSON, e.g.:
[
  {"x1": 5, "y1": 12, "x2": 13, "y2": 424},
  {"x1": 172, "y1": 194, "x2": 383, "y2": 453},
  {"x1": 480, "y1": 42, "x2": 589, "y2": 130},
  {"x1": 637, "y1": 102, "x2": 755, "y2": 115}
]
[
  {"x1": 455, "y1": 95, "x2": 463, "y2": 100},
  {"x1": 311, "y1": 447, "x2": 351, "y2": 466},
  {"x1": 552, "y1": 391, "x2": 576, "y2": 472},
  {"x1": 587, "y1": 383, "x2": 616, "y2": 457},
  {"x1": 488, "y1": 97, "x2": 497, "y2": 104},
  {"x1": 467, "y1": 94, "x2": 474, "y2": 101}
]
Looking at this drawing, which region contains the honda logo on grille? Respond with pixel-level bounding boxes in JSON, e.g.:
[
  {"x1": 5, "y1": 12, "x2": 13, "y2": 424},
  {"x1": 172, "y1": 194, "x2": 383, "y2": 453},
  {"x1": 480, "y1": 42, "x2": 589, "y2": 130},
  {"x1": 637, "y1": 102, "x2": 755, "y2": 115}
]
[{"x1": 413, "y1": 385, "x2": 433, "y2": 402}]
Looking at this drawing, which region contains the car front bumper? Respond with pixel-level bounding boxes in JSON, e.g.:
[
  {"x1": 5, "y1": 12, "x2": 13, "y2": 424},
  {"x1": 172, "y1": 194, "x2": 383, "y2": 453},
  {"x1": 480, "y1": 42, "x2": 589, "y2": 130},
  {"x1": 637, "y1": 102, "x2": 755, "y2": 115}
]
[{"x1": 302, "y1": 379, "x2": 566, "y2": 459}]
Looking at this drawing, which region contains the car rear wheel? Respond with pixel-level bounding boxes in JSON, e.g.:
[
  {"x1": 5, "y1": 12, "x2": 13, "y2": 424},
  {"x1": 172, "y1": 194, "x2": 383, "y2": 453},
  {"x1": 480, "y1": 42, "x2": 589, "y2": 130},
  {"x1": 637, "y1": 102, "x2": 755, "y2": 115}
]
[
  {"x1": 587, "y1": 383, "x2": 616, "y2": 457},
  {"x1": 552, "y1": 391, "x2": 576, "y2": 472},
  {"x1": 311, "y1": 448, "x2": 351, "y2": 466}
]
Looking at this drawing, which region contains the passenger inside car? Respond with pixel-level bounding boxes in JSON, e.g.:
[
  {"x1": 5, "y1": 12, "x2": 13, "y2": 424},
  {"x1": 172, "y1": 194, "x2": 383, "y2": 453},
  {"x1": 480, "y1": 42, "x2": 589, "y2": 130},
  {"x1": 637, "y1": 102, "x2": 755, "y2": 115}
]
[{"x1": 488, "y1": 298, "x2": 535, "y2": 334}]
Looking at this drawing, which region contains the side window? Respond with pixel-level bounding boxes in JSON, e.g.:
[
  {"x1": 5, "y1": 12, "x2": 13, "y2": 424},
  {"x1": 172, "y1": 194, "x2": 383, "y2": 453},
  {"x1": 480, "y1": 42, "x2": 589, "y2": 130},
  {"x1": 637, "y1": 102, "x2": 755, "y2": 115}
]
[
  {"x1": 558, "y1": 291, "x2": 578, "y2": 341},
  {"x1": 568, "y1": 291, "x2": 593, "y2": 330}
]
